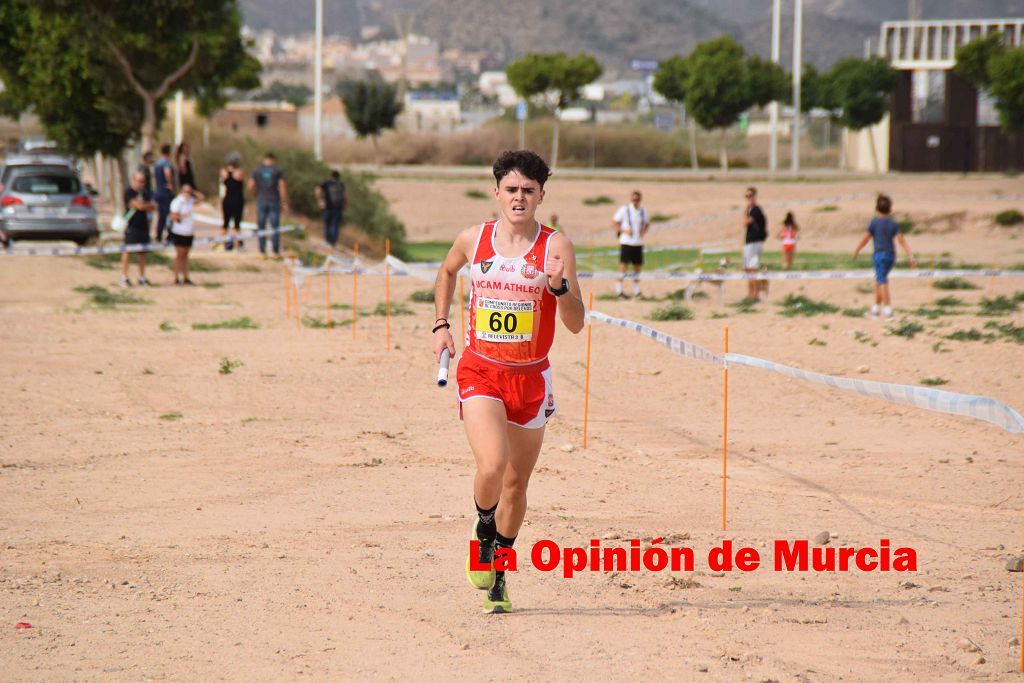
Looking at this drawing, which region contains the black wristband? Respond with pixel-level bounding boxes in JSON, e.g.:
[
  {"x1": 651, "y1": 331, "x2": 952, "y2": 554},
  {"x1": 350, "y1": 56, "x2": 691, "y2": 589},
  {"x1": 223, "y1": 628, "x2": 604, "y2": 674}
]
[{"x1": 432, "y1": 322, "x2": 451, "y2": 334}]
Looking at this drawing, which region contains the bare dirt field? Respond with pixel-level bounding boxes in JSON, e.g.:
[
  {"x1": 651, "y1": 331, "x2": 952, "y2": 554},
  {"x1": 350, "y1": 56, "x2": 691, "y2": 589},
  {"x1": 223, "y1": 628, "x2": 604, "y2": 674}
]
[{"x1": 2, "y1": 174, "x2": 1022, "y2": 680}]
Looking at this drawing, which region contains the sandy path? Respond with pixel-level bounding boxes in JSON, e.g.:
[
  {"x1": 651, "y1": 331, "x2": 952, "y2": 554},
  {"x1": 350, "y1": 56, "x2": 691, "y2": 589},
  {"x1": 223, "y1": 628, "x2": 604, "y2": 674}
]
[{"x1": 1, "y1": 181, "x2": 1023, "y2": 680}]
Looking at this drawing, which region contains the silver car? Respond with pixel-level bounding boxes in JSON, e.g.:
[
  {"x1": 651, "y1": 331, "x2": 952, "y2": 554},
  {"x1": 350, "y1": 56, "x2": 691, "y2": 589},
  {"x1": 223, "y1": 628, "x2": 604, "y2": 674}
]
[{"x1": 0, "y1": 157, "x2": 99, "y2": 245}]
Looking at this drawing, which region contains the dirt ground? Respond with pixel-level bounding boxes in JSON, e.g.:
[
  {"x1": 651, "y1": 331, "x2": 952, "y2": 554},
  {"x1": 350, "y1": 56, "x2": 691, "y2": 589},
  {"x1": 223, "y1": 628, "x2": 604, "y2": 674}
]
[{"x1": 1, "y1": 175, "x2": 1023, "y2": 680}]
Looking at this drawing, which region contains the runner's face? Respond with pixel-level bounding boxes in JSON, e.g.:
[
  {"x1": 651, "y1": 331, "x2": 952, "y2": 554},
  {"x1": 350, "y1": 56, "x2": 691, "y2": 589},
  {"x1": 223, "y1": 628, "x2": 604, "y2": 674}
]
[{"x1": 494, "y1": 171, "x2": 543, "y2": 225}]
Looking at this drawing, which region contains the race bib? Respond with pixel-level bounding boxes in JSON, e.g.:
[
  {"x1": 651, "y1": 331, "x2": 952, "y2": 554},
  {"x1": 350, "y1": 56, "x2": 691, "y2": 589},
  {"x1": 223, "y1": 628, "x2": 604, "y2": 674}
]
[{"x1": 475, "y1": 298, "x2": 534, "y2": 342}]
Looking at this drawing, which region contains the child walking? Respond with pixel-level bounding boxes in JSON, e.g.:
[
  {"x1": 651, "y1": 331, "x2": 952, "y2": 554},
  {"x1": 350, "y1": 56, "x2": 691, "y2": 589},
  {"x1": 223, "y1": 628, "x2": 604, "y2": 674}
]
[
  {"x1": 777, "y1": 211, "x2": 799, "y2": 270},
  {"x1": 852, "y1": 195, "x2": 916, "y2": 321}
]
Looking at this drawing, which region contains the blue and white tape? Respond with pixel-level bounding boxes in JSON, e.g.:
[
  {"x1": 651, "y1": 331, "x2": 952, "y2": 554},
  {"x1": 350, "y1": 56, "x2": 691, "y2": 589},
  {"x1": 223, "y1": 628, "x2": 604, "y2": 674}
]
[
  {"x1": 587, "y1": 310, "x2": 1024, "y2": 434},
  {"x1": 1, "y1": 225, "x2": 301, "y2": 256}
]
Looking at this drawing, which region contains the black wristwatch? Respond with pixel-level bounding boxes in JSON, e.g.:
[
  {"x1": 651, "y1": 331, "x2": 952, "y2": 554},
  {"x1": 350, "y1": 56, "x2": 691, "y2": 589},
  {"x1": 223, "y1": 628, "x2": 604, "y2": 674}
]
[{"x1": 548, "y1": 278, "x2": 570, "y2": 297}]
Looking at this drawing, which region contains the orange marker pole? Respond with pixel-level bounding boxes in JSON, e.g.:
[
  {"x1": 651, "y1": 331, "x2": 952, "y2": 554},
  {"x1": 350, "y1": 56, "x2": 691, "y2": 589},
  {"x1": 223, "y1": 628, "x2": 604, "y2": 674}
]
[
  {"x1": 385, "y1": 239, "x2": 391, "y2": 351},
  {"x1": 283, "y1": 264, "x2": 291, "y2": 319},
  {"x1": 583, "y1": 292, "x2": 593, "y2": 449},
  {"x1": 1020, "y1": 567, "x2": 1023, "y2": 672},
  {"x1": 293, "y1": 263, "x2": 301, "y2": 330},
  {"x1": 722, "y1": 326, "x2": 729, "y2": 532},
  {"x1": 352, "y1": 241, "x2": 359, "y2": 339},
  {"x1": 325, "y1": 261, "x2": 332, "y2": 328},
  {"x1": 458, "y1": 274, "x2": 466, "y2": 349}
]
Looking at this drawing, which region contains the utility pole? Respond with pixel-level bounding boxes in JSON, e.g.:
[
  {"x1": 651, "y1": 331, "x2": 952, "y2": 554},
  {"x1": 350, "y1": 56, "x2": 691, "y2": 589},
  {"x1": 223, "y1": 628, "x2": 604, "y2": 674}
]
[
  {"x1": 174, "y1": 91, "x2": 184, "y2": 145},
  {"x1": 790, "y1": 0, "x2": 803, "y2": 173},
  {"x1": 314, "y1": 0, "x2": 323, "y2": 160},
  {"x1": 769, "y1": 0, "x2": 781, "y2": 172}
]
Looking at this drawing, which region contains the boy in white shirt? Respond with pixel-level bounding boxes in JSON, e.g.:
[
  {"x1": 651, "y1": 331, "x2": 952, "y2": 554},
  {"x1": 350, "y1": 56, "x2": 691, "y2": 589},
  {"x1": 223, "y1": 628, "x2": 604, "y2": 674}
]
[{"x1": 612, "y1": 190, "x2": 649, "y2": 299}]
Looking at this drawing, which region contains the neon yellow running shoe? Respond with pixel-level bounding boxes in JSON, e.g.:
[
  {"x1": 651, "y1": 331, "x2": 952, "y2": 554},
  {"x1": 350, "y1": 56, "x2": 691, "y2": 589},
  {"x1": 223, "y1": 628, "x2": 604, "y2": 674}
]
[
  {"x1": 465, "y1": 520, "x2": 495, "y2": 590},
  {"x1": 483, "y1": 573, "x2": 512, "y2": 614}
]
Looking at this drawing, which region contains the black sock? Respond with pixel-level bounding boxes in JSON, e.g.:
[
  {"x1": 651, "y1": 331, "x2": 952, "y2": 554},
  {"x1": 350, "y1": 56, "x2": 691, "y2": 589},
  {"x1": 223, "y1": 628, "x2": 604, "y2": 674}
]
[
  {"x1": 474, "y1": 499, "x2": 498, "y2": 544},
  {"x1": 494, "y1": 531, "x2": 517, "y2": 579}
]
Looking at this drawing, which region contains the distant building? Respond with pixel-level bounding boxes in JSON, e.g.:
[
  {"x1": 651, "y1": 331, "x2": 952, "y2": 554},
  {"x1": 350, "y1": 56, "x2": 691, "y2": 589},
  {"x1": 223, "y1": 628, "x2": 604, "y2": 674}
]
[
  {"x1": 298, "y1": 98, "x2": 355, "y2": 140},
  {"x1": 845, "y1": 18, "x2": 1024, "y2": 172},
  {"x1": 401, "y1": 92, "x2": 460, "y2": 134},
  {"x1": 211, "y1": 102, "x2": 298, "y2": 134}
]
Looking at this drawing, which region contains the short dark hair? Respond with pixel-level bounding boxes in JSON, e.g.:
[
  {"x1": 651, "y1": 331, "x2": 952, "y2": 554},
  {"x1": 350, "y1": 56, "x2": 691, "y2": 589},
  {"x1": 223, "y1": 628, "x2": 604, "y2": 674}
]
[
  {"x1": 746, "y1": 186, "x2": 757, "y2": 197},
  {"x1": 876, "y1": 194, "x2": 892, "y2": 214},
  {"x1": 142, "y1": 151, "x2": 154, "y2": 162},
  {"x1": 264, "y1": 152, "x2": 276, "y2": 161},
  {"x1": 331, "y1": 170, "x2": 340, "y2": 179},
  {"x1": 492, "y1": 150, "x2": 551, "y2": 189},
  {"x1": 160, "y1": 144, "x2": 172, "y2": 156}
]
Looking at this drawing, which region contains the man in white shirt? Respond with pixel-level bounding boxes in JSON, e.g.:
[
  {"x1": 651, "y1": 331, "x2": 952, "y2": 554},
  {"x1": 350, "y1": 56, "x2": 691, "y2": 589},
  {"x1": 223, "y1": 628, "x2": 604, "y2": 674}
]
[{"x1": 612, "y1": 190, "x2": 649, "y2": 299}]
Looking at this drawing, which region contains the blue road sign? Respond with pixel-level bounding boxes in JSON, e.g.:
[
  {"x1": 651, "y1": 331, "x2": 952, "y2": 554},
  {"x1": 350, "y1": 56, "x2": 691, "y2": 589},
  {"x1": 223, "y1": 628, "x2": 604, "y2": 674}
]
[
  {"x1": 516, "y1": 102, "x2": 528, "y2": 121},
  {"x1": 630, "y1": 59, "x2": 659, "y2": 72}
]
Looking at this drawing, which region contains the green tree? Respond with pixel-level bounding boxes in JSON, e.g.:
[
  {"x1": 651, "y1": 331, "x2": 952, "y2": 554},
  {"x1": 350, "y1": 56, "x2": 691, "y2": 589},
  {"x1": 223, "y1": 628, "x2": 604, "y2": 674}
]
[
  {"x1": 826, "y1": 57, "x2": 898, "y2": 172},
  {"x1": 953, "y1": 33, "x2": 1006, "y2": 88},
  {"x1": 252, "y1": 81, "x2": 314, "y2": 108},
  {"x1": 506, "y1": 52, "x2": 602, "y2": 169},
  {"x1": 954, "y1": 34, "x2": 1024, "y2": 133},
  {"x1": 986, "y1": 49, "x2": 1024, "y2": 132},
  {"x1": 685, "y1": 36, "x2": 747, "y2": 171},
  {"x1": 337, "y1": 79, "x2": 404, "y2": 164},
  {"x1": 653, "y1": 55, "x2": 699, "y2": 169},
  {"x1": 0, "y1": 0, "x2": 260, "y2": 154}
]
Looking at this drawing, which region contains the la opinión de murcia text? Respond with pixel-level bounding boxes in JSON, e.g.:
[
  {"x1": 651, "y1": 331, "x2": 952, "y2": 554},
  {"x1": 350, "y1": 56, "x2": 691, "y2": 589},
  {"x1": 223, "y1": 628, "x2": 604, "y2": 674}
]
[{"x1": 470, "y1": 538, "x2": 918, "y2": 578}]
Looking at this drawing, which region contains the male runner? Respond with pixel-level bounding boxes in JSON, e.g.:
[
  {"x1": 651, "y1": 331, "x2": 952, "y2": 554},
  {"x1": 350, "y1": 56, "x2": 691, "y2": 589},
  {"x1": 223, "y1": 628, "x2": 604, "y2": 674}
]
[{"x1": 433, "y1": 150, "x2": 585, "y2": 613}]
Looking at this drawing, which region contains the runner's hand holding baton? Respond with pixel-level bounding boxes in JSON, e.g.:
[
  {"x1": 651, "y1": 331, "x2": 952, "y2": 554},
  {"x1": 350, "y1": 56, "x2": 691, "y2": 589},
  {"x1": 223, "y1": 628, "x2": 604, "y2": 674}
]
[{"x1": 433, "y1": 317, "x2": 455, "y2": 387}]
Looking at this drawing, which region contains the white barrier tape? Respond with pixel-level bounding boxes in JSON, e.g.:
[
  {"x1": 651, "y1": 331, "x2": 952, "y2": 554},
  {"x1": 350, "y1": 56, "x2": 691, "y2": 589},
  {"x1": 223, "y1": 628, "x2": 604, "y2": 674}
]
[
  {"x1": 588, "y1": 309, "x2": 1024, "y2": 434},
  {"x1": 724, "y1": 353, "x2": 1024, "y2": 434},
  {"x1": 578, "y1": 268, "x2": 1024, "y2": 282},
  {"x1": 586, "y1": 311, "x2": 725, "y2": 367},
  {"x1": 193, "y1": 212, "x2": 260, "y2": 230},
  {"x1": 0, "y1": 225, "x2": 301, "y2": 256}
]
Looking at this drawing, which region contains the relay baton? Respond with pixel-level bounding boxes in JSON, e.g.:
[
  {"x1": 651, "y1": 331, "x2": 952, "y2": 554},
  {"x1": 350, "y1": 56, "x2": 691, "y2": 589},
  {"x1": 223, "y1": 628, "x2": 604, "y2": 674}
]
[{"x1": 437, "y1": 347, "x2": 452, "y2": 387}]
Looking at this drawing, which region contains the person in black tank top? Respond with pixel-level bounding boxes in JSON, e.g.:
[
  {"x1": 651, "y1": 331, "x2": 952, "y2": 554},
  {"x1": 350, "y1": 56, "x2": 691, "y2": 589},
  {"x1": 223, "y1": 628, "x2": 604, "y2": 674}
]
[{"x1": 219, "y1": 160, "x2": 246, "y2": 250}]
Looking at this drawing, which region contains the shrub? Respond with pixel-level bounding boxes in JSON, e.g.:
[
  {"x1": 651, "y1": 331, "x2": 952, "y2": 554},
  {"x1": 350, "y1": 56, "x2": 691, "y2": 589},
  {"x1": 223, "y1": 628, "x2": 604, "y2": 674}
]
[
  {"x1": 465, "y1": 189, "x2": 488, "y2": 200},
  {"x1": 933, "y1": 277, "x2": 978, "y2": 290},
  {"x1": 650, "y1": 303, "x2": 694, "y2": 321},
  {"x1": 985, "y1": 320, "x2": 1024, "y2": 344},
  {"x1": 73, "y1": 285, "x2": 150, "y2": 308},
  {"x1": 920, "y1": 377, "x2": 949, "y2": 386},
  {"x1": 583, "y1": 195, "x2": 614, "y2": 206},
  {"x1": 779, "y1": 294, "x2": 838, "y2": 317},
  {"x1": 887, "y1": 321, "x2": 924, "y2": 338},
  {"x1": 372, "y1": 302, "x2": 414, "y2": 316},
  {"x1": 946, "y1": 328, "x2": 996, "y2": 342},
  {"x1": 978, "y1": 295, "x2": 1019, "y2": 316},
  {"x1": 219, "y1": 358, "x2": 243, "y2": 375},
  {"x1": 410, "y1": 289, "x2": 435, "y2": 303},
  {"x1": 192, "y1": 317, "x2": 259, "y2": 330},
  {"x1": 994, "y1": 209, "x2": 1023, "y2": 226}
]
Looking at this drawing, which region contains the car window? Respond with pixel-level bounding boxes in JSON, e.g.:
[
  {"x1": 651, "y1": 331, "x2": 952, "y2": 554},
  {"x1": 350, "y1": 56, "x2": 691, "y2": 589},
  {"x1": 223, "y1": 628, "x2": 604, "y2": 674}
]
[
  {"x1": 10, "y1": 173, "x2": 81, "y2": 195},
  {"x1": 3, "y1": 164, "x2": 76, "y2": 185}
]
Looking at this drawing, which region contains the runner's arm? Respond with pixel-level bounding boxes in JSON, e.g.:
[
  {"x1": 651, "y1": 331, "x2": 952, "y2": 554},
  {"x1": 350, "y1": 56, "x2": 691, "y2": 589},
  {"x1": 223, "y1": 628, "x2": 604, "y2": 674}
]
[
  {"x1": 546, "y1": 232, "x2": 585, "y2": 334},
  {"x1": 432, "y1": 227, "x2": 474, "y2": 361}
]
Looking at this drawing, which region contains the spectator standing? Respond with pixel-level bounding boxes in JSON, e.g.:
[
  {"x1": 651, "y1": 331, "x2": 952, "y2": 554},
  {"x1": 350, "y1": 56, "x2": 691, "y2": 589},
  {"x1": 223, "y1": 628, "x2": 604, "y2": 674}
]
[
  {"x1": 120, "y1": 171, "x2": 156, "y2": 287},
  {"x1": 219, "y1": 160, "x2": 246, "y2": 251},
  {"x1": 153, "y1": 144, "x2": 176, "y2": 242},
  {"x1": 176, "y1": 141, "x2": 196, "y2": 189},
  {"x1": 169, "y1": 184, "x2": 198, "y2": 285},
  {"x1": 742, "y1": 187, "x2": 767, "y2": 300},
  {"x1": 612, "y1": 190, "x2": 649, "y2": 299},
  {"x1": 776, "y1": 211, "x2": 800, "y2": 270},
  {"x1": 314, "y1": 170, "x2": 346, "y2": 248},
  {"x1": 248, "y1": 152, "x2": 288, "y2": 259},
  {"x1": 852, "y1": 194, "x2": 916, "y2": 321},
  {"x1": 137, "y1": 151, "x2": 154, "y2": 194}
]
